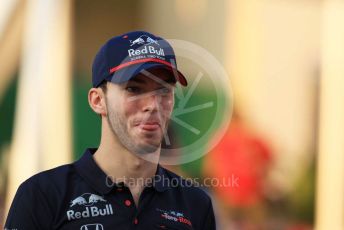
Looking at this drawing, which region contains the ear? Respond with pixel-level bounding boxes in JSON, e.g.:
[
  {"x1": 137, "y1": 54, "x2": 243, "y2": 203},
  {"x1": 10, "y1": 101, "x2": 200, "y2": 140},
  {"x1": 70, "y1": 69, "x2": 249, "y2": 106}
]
[{"x1": 88, "y1": 87, "x2": 107, "y2": 116}]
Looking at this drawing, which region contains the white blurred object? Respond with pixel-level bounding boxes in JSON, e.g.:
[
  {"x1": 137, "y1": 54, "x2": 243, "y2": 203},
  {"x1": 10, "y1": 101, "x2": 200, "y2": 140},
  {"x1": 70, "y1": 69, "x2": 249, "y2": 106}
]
[
  {"x1": 316, "y1": 0, "x2": 344, "y2": 229},
  {"x1": 0, "y1": 0, "x2": 24, "y2": 101},
  {"x1": 0, "y1": 0, "x2": 20, "y2": 38},
  {"x1": 5, "y1": 0, "x2": 72, "y2": 220}
]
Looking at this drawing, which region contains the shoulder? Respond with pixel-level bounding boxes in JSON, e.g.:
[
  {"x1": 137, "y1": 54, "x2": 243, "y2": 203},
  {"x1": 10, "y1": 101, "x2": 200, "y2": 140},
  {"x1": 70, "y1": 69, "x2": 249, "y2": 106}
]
[
  {"x1": 21, "y1": 163, "x2": 74, "y2": 187},
  {"x1": 5, "y1": 164, "x2": 75, "y2": 228},
  {"x1": 16, "y1": 163, "x2": 77, "y2": 202}
]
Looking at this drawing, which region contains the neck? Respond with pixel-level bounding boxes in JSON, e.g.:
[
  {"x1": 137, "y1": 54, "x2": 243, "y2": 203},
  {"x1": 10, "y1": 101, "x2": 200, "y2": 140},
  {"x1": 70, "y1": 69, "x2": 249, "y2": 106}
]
[{"x1": 94, "y1": 145, "x2": 159, "y2": 183}]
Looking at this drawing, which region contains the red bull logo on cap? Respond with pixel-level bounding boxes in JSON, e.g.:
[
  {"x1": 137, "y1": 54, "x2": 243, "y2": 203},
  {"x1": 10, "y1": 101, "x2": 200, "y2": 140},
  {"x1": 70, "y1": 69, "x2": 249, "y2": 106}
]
[
  {"x1": 127, "y1": 35, "x2": 166, "y2": 61},
  {"x1": 128, "y1": 46, "x2": 165, "y2": 59},
  {"x1": 129, "y1": 35, "x2": 159, "y2": 46}
]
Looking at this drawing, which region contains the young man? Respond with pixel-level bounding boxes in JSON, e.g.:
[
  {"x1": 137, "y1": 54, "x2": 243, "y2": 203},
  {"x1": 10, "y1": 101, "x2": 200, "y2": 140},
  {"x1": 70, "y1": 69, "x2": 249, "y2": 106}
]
[{"x1": 5, "y1": 31, "x2": 216, "y2": 230}]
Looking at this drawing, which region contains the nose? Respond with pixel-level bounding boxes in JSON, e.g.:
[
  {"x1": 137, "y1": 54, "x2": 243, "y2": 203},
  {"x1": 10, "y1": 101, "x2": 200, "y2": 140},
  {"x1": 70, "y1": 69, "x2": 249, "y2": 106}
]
[{"x1": 142, "y1": 93, "x2": 161, "y2": 113}]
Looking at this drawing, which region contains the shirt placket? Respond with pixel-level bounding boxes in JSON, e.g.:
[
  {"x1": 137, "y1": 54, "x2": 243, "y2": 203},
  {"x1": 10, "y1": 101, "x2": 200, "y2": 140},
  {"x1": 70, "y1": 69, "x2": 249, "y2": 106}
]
[{"x1": 119, "y1": 186, "x2": 156, "y2": 229}]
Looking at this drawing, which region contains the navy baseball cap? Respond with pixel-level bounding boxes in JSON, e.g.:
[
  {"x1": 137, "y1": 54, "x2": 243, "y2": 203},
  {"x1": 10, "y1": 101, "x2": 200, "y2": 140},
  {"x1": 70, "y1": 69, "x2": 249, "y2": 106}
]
[{"x1": 92, "y1": 31, "x2": 188, "y2": 87}]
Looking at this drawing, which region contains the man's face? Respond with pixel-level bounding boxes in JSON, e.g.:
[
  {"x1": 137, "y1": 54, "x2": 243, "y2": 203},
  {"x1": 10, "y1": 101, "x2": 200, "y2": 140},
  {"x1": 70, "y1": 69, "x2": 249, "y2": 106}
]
[{"x1": 104, "y1": 68, "x2": 176, "y2": 155}]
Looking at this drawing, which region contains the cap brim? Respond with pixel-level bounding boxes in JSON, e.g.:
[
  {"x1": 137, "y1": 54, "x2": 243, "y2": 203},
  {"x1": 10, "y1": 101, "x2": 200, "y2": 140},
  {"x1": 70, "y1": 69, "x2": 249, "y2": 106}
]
[{"x1": 108, "y1": 62, "x2": 188, "y2": 86}]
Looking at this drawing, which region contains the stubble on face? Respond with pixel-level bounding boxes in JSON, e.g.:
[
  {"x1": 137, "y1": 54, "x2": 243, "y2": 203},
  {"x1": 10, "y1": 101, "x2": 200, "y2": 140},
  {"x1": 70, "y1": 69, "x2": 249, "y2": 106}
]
[
  {"x1": 103, "y1": 68, "x2": 176, "y2": 156},
  {"x1": 105, "y1": 97, "x2": 168, "y2": 155}
]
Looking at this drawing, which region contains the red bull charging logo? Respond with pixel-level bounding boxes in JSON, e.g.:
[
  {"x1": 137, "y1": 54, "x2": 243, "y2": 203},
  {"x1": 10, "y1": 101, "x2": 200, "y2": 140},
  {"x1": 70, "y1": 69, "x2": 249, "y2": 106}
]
[{"x1": 67, "y1": 193, "x2": 113, "y2": 221}]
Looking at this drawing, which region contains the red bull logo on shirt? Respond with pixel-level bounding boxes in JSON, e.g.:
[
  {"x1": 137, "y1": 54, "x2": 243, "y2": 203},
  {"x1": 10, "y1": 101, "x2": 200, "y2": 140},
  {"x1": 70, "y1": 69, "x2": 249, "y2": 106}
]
[
  {"x1": 70, "y1": 193, "x2": 106, "y2": 207},
  {"x1": 67, "y1": 193, "x2": 113, "y2": 221}
]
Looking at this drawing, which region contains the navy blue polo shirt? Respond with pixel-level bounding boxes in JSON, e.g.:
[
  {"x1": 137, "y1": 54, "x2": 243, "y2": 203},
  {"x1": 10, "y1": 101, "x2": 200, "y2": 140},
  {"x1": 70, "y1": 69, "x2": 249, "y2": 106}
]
[{"x1": 5, "y1": 148, "x2": 216, "y2": 230}]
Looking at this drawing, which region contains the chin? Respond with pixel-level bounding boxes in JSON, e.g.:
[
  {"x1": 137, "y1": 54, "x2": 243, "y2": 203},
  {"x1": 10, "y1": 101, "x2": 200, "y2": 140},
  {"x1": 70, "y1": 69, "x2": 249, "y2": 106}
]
[
  {"x1": 137, "y1": 130, "x2": 162, "y2": 142},
  {"x1": 135, "y1": 139, "x2": 161, "y2": 153},
  {"x1": 133, "y1": 144, "x2": 160, "y2": 154},
  {"x1": 129, "y1": 132, "x2": 163, "y2": 153}
]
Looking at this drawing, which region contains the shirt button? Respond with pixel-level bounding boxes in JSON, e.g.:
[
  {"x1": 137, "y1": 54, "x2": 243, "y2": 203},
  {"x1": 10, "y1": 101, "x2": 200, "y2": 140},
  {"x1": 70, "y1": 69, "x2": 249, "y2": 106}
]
[
  {"x1": 134, "y1": 218, "x2": 138, "y2": 225},
  {"x1": 124, "y1": 199, "x2": 132, "y2": 207}
]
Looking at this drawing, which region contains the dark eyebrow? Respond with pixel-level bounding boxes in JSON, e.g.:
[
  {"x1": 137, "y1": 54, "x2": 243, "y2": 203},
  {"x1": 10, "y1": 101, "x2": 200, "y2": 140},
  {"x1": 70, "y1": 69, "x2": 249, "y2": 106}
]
[{"x1": 128, "y1": 78, "x2": 145, "y2": 84}]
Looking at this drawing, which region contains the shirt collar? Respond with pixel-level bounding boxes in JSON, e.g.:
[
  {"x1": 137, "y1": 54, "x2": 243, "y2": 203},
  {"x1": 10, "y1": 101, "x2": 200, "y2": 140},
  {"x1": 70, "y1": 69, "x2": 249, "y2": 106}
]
[
  {"x1": 74, "y1": 148, "x2": 171, "y2": 195},
  {"x1": 153, "y1": 164, "x2": 171, "y2": 192}
]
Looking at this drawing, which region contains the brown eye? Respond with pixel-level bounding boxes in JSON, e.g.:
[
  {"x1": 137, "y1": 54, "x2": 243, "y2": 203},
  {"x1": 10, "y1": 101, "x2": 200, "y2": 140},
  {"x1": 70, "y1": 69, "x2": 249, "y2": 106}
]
[
  {"x1": 126, "y1": 87, "x2": 141, "y2": 93},
  {"x1": 159, "y1": 87, "x2": 171, "y2": 94}
]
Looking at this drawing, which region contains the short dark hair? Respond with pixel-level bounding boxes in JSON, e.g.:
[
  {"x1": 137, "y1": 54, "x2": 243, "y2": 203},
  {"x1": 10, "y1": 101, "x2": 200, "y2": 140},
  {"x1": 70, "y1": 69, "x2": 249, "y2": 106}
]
[
  {"x1": 98, "y1": 81, "x2": 107, "y2": 94},
  {"x1": 96, "y1": 81, "x2": 108, "y2": 118}
]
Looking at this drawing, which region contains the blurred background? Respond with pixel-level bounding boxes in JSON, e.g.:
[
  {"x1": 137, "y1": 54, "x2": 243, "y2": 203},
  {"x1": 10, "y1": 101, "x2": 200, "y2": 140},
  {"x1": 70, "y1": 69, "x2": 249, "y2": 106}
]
[{"x1": 0, "y1": 0, "x2": 343, "y2": 229}]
